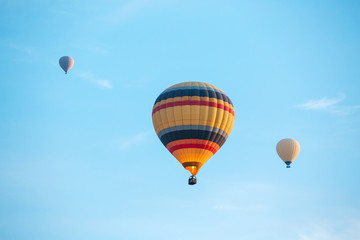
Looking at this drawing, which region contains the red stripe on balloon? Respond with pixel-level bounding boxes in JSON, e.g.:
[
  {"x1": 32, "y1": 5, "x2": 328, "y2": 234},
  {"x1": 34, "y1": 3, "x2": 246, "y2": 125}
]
[
  {"x1": 168, "y1": 143, "x2": 218, "y2": 154},
  {"x1": 152, "y1": 100, "x2": 234, "y2": 116}
]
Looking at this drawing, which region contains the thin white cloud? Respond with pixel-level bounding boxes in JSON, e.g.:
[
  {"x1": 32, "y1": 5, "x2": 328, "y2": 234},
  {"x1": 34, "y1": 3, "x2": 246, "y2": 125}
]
[
  {"x1": 8, "y1": 42, "x2": 34, "y2": 55},
  {"x1": 328, "y1": 105, "x2": 360, "y2": 115},
  {"x1": 297, "y1": 219, "x2": 360, "y2": 240},
  {"x1": 124, "y1": 83, "x2": 147, "y2": 89},
  {"x1": 124, "y1": 77, "x2": 150, "y2": 89},
  {"x1": 115, "y1": 131, "x2": 153, "y2": 150},
  {"x1": 52, "y1": 9, "x2": 74, "y2": 16},
  {"x1": 75, "y1": 70, "x2": 150, "y2": 90},
  {"x1": 94, "y1": 79, "x2": 112, "y2": 89},
  {"x1": 297, "y1": 94, "x2": 360, "y2": 115},
  {"x1": 78, "y1": 71, "x2": 95, "y2": 80},
  {"x1": 105, "y1": 0, "x2": 152, "y2": 25},
  {"x1": 297, "y1": 94, "x2": 345, "y2": 110},
  {"x1": 104, "y1": 0, "x2": 176, "y2": 26},
  {"x1": 87, "y1": 46, "x2": 109, "y2": 55},
  {"x1": 76, "y1": 70, "x2": 112, "y2": 89},
  {"x1": 75, "y1": 40, "x2": 110, "y2": 55},
  {"x1": 211, "y1": 203, "x2": 265, "y2": 212},
  {"x1": 211, "y1": 204, "x2": 239, "y2": 211},
  {"x1": 207, "y1": 181, "x2": 277, "y2": 213}
]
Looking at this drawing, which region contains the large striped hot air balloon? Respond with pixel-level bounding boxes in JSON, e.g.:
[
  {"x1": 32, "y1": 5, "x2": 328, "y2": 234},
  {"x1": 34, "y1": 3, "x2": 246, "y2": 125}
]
[
  {"x1": 59, "y1": 56, "x2": 74, "y2": 74},
  {"x1": 152, "y1": 82, "x2": 235, "y2": 185}
]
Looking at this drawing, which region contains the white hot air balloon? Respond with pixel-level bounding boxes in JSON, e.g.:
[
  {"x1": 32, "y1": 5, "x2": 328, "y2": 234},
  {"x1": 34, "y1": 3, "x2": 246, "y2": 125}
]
[{"x1": 276, "y1": 138, "x2": 300, "y2": 168}]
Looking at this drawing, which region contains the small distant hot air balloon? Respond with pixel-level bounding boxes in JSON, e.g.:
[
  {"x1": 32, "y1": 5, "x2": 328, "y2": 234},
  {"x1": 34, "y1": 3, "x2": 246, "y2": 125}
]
[
  {"x1": 276, "y1": 138, "x2": 300, "y2": 168},
  {"x1": 152, "y1": 82, "x2": 235, "y2": 185},
  {"x1": 59, "y1": 56, "x2": 74, "y2": 74}
]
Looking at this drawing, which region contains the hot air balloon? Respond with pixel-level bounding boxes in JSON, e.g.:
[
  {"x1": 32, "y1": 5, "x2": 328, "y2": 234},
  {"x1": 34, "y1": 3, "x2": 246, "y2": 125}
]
[
  {"x1": 59, "y1": 56, "x2": 74, "y2": 74},
  {"x1": 276, "y1": 138, "x2": 300, "y2": 168},
  {"x1": 152, "y1": 82, "x2": 235, "y2": 185}
]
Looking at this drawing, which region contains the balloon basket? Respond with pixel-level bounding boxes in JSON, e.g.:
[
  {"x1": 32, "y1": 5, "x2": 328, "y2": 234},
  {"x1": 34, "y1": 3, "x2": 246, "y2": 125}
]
[
  {"x1": 286, "y1": 165, "x2": 291, "y2": 168},
  {"x1": 188, "y1": 176, "x2": 197, "y2": 185}
]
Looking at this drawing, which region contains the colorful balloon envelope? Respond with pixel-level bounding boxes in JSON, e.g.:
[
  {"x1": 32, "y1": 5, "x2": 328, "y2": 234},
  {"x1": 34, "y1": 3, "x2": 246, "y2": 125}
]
[
  {"x1": 152, "y1": 82, "x2": 235, "y2": 183},
  {"x1": 276, "y1": 138, "x2": 300, "y2": 168},
  {"x1": 59, "y1": 56, "x2": 74, "y2": 74}
]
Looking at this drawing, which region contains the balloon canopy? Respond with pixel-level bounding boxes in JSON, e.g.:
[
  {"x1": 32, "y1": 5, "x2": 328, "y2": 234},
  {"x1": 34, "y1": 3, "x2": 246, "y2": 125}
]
[
  {"x1": 276, "y1": 138, "x2": 300, "y2": 168},
  {"x1": 59, "y1": 56, "x2": 74, "y2": 74},
  {"x1": 152, "y1": 82, "x2": 235, "y2": 176}
]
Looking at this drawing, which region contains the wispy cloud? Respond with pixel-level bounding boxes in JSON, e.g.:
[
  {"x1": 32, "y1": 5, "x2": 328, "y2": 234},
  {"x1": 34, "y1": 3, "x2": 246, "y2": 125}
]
[
  {"x1": 52, "y1": 9, "x2": 74, "y2": 16},
  {"x1": 94, "y1": 79, "x2": 112, "y2": 89},
  {"x1": 8, "y1": 42, "x2": 34, "y2": 55},
  {"x1": 124, "y1": 77, "x2": 150, "y2": 89},
  {"x1": 104, "y1": 0, "x2": 175, "y2": 26},
  {"x1": 298, "y1": 94, "x2": 345, "y2": 110},
  {"x1": 115, "y1": 131, "x2": 153, "y2": 150},
  {"x1": 211, "y1": 204, "x2": 239, "y2": 211},
  {"x1": 211, "y1": 203, "x2": 265, "y2": 212},
  {"x1": 78, "y1": 71, "x2": 95, "y2": 79},
  {"x1": 76, "y1": 70, "x2": 113, "y2": 89},
  {"x1": 86, "y1": 45, "x2": 109, "y2": 55},
  {"x1": 297, "y1": 94, "x2": 360, "y2": 115},
  {"x1": 297, "y1": 219, "x2": 360, "y2": 240},
  {"x1": 105, "y1": 0, "x2": 152, "y2": 25},
  {"x1": 124, "y1": 82, "x2": 147, "y2": 89},
  {"x1": 208, "y1": 182, "x2": 277, "y2": 213},
  {"x1": 75, "y1": 41, "x2": 110, "y2": 55}
]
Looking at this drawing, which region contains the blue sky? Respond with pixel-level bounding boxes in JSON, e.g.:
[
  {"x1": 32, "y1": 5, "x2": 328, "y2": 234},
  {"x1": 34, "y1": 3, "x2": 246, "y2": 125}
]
[{"x1": 0, "y1": 0, "x2": 360, "y2": 239}]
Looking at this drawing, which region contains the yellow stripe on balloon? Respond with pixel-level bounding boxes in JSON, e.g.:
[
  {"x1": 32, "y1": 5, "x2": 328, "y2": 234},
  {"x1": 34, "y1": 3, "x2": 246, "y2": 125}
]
[{"x1": 153, "y1": 108, "x2": 234, "y2": 134}]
